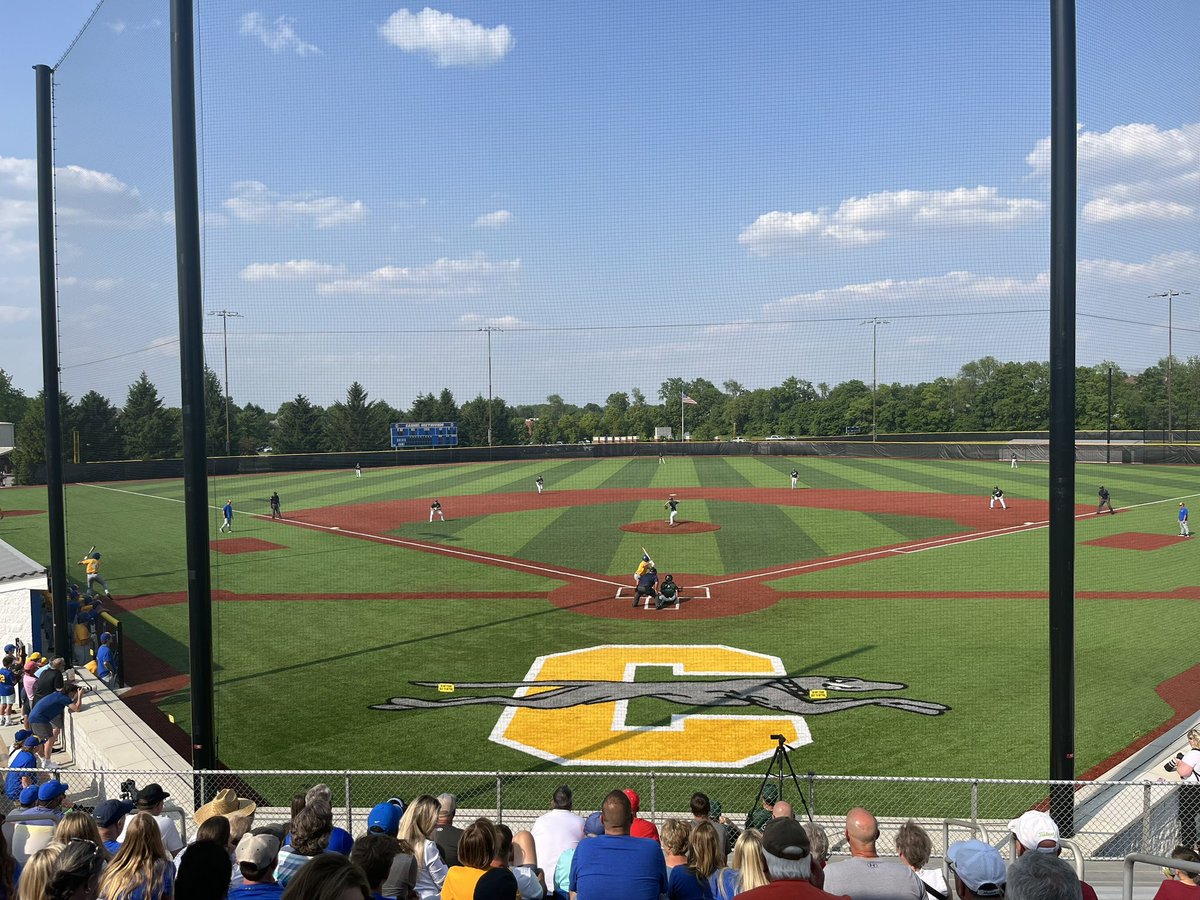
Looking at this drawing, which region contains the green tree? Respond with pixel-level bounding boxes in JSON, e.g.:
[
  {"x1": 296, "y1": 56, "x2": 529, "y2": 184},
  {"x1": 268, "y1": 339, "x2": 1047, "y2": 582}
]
[
  {"x1": 273, "y1": 394, "x2": 326, "y2": 453},
  {"x1": 435, "y1": 388, "x2": 459, "y2": 422},
  {"x1": 408, "y1": 393, "x2": 440, "y2": 421},
  {"x1": 122, "y1": 373, "x2": 179, "y2": 460},
  {"x1": 11, "y1": 391, "x2": 74, "y2": 483},
  {"x1": 204, "y1": 367, "x2": 240, "y2": 456},
  {"x1": 458, "y1": 394, "x2": 514, "y2": 446},
  {"x1": 74, "y1": 391, "x2": 124, "y2": 462},
  {"x1": 237, "y1": 403, "x2": 273, "y2": 453},
  {"x1": 0, "y1": 369, "x2": 28, "y2": 426},
  {"x1": 326, "y1": 382, "x2": 388, "y2": 451}
]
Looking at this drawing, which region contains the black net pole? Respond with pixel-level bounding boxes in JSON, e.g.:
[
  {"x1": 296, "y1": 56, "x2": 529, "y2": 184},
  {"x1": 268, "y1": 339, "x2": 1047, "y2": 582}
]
[
  {"x1": 34, "y1": 64, "x2": 70, "y2": 660},
  {"x1": 1048, "y1": 0, "x2": 1077, "y2": 834},
  {"x1": 169, "y1": 0, "x2": 217, "y2": 771}
]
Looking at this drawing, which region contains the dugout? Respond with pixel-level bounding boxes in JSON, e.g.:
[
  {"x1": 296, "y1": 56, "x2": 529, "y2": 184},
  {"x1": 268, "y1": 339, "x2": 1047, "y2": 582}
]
[{"x1": 0, "y1": 538, "x2": 50, "y2": 656}]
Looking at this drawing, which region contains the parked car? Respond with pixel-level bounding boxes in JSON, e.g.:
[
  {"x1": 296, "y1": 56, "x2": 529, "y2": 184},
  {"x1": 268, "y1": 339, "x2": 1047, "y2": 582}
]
[{"x1": 767, "y1": 434, "x2": 783, "y2": 440}]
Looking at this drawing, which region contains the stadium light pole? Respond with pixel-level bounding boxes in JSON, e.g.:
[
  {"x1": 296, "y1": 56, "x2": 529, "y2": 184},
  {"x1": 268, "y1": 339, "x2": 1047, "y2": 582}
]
[
  {"x1": 860, "y1": 318, "x2": 889, "y2": 441},
  {"x1": 479, "y1": 325, "x2": 502, "y2": 447},
  {"x1": 1149, "y1": 290, "x2": 1191, "y2": 440},
  {"x1": 208, "y1": 309, "x2": 241, "y2": 455}
]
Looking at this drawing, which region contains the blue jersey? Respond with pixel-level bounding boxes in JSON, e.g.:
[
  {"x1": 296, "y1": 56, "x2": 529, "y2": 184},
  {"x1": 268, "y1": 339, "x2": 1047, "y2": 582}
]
[
  {"x1": 223, "y1": 502, "x2": 234, "y2": 521},
  {"x1": 0, "y1": 668, "x2": 15, "y2": 696},
  {"x1": 30, "y1": 692, "x2": 72, "y2": 725},
  {"x1": 570, "y1": 835, "x2": 667, "y2": 900},
  {"x1": 5, "y1": 750, "x2": 39, "y2": 798},
  {"x1": 1181, "y1": 506, "x2": 1189, "y2": 521},
  {"x1": 97, "y1": 644, "x2": 115, "y2": 676}
]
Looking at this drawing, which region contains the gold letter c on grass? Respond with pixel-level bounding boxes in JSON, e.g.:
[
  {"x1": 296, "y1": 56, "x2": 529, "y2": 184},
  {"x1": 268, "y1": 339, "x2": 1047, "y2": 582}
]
[{"x1": 489, "y1": 644, "x2": 811, "y2": 767}]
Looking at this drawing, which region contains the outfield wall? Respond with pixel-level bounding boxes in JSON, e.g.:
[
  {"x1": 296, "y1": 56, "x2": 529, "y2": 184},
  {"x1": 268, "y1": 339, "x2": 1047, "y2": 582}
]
[{"x1": 37, "y1": 437, "x2": 1200, "y2": 484}]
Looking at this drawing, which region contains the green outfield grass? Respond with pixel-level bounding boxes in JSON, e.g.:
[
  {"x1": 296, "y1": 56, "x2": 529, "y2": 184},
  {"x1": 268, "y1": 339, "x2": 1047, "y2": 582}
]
[{"x1": 1, "y1": 455, "x2": 1196, "y2": 779}]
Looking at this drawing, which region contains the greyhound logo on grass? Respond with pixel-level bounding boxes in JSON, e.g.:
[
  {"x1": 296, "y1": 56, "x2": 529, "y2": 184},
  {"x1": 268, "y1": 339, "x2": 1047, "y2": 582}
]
[{"x1": 372, "y1": 645, "x2": 949, "y2": 767}]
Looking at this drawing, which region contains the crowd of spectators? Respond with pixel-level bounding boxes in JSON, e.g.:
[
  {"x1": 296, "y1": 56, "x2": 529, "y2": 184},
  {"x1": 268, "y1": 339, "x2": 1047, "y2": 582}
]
[{"x1": 2, "y1": 768, "x2": 1199, "y2": 899}]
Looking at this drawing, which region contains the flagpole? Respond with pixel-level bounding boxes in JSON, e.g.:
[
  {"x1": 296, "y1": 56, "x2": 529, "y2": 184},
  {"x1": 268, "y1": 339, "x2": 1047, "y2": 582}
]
[{"x1": 680, "y1": 388, "x2": 685, "y2": 443}]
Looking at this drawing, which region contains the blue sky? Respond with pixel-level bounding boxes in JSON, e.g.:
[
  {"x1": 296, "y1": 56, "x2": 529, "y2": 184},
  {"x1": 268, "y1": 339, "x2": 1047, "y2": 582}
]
[{"x1": 1, "y1": 2, "x2": 1197, "y2": 410}]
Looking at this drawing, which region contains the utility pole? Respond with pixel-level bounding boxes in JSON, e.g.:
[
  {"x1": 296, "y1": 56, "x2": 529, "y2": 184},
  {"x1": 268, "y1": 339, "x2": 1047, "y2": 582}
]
[
  {"x1": 1149, "y1": 290, "x2": 1191, "y2": 440},
  {"x1": 860, "y1": 317, "x2": 890, "y2": 441},
  {"x1": 478, "y1": 326, "x2": 502, "y2": 447},
  {"x1": 208, "y1": 309, "x2": 242, "y2": 455}
]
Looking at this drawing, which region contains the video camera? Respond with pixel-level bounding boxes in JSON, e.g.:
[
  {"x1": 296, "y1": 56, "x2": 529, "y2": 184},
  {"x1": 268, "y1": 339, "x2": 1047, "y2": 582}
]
[{"x1": 1164, "y1": 752, "x2": 1185, "y2": 773}]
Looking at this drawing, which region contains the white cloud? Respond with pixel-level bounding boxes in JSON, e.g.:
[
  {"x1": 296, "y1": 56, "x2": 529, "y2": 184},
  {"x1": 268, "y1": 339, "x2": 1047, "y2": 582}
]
[
  {"x1": 223, "y1": 181, "x2": 365, "y2": 228},
  {"x1": 239, "y1": 260, "x2": 347, "y2": 281},
  {"x1": 740, "y1": 186, "x2": 1044, "y2": 254},
  {"x1": 379, "y1": 7, "x2": 513, "y2": 67},
  {"x1": 768, "y1": 270, "x2": 1049, "y2": 312},
  {"x1": 1077, "y1": 250, "x2": 1199, "y2": 285},
  {"x1": 107, "y1": 20, "x2": 127, "y2": 34},
  {"x1": 1028, "y1": 122, "x2": 1199, "y2": 225},
  {"x1": 240, "y1": 12, "x2": 320, "y2": 55},
  {"x1": 58, "y1": 276, "x2": 123, "y2": 292},
  {"x1": 457, "y1": 313, "x2": 526, "y2": 328},
  {"x1": 0, "y1": 231, "x2": 36, "y2": 260},
  {"x1": 0, "y1": 306, "x2": 35, "y2": 324},
  {"x1": 473, "y1": 209, "x2": 512, "y2": 228},
  {"x1": 317, "y1": 253, "x2": 520, "y2": 296},
  {"x1": 0, "y1": 156, "x2": 165, "y2": 229}
]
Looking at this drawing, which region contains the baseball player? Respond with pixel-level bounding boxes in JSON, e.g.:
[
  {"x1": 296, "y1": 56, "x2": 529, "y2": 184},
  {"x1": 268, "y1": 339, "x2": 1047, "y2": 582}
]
[
  {"x1": 634, "y1": 552, "x2": 654, "y2": 586},
  {"x1": 990, "y1": 486, "x2": 1007, "y2": 510},
  {"x1": 429, "y1": 499, "x2": 444, "y2": 522},
  {"x1": 355, "y1": 463, "x2": 362, "y2": 478},
  {"x1": 1097, "y1": 486, "x2": 1115, "y2": 515},
  {"x1": 665, "y1": 494, "x2": 679, "y2": 526},
  {"x1": 220, "y1": 499, "x2": 234, "y2": 532},
  {"x1": 1180, "y1": 502, "x2": 1190, "y2": 537},
  {"x1": 535, "y1": 475, "x2": 544, "y2": 494},
  {"x1": 790, "y1": 469, "x2": 799, "y2": 489},
  {"x1": 1010, "y1": 450, "x2": 1019, "y2": 469},
  {"x1": 78, "y1": 551, "x2": 112, "y2": 597},
  {"x1": 270, "y1": 491, "x2": 282, "y2": 520}
]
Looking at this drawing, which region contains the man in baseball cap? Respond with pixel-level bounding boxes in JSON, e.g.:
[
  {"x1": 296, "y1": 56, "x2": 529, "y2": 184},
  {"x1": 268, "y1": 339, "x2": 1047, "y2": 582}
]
[
  {"x1": 364, "y1": 799, "x2": 417, "y2": 900},
  {"x1": 231, "y1": 832, "x2": 283, "y2": 897},
  {"x1": 623, "y1": 789, "x2": 659, "y2": 841},
  {"x1": 1008, "y1": 809, "x2": 1099, "y2": 899},
  {"x1": 737, "y1": 816, "x2": 853, "y2": 898},
  {"x1": 946, "y1": 840, "x2": 1006, "y2": 899},
  {"x1": 34, "y1": 779, "x2": 69, "y2": 821},
  {"x1": 93, "y1": 799, "x2": 135, "y2": 853}
]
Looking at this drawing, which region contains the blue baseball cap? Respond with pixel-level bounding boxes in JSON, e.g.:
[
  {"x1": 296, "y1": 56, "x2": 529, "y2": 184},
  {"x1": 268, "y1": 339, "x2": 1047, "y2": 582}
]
[
  {"x1": 13, "y1": 729, "x2": 32, "y2": 743},
  {"x1": 584, "y1": 811, "x2": 605, "y2": 836},
  {"x1": 367, "y1": 801, "x2": 402, "y2": 835},
  {"x1": 19, "y1": 785, "x2": 39, "y2": 806},
  {"x1": 93, "y1": 799, "x2": 135, "y2": 827},
  {"x1": 327, "y1": 828, "x2": 353, "y2": 855},
  {"x1": 23, "y1": 735, "x2": 44, "y2": 748},
  {"x1": 38, "y1": 780, "x2": 68, "y2": 803},
  {"x1": 100, "y1": 632, "x2": 111, "y2": 644}
]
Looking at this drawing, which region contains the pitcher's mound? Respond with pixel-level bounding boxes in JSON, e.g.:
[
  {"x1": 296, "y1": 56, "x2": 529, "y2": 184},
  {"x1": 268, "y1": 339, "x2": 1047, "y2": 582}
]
[
  {"x1": 210, "y1": 537, "x2": 286, "y2": 555},
  {"x1": 620, "y1": 520, "x2": 721, "y2": 535},
  {"x1": 1083, "y1": 532, "x2": 1185, "y2": 551}
]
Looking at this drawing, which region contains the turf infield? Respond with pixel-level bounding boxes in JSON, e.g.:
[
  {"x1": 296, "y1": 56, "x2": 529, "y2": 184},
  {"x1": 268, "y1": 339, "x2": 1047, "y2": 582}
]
[{"x1": 1, "y1": 455, "x2": 1196, "y2": 779}]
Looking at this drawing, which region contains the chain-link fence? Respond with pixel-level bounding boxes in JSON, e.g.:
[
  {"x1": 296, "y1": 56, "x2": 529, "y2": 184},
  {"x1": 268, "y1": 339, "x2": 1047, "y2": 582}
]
[{"x1": 2, "y1": 767, "x2": 1193, "y2": 861}]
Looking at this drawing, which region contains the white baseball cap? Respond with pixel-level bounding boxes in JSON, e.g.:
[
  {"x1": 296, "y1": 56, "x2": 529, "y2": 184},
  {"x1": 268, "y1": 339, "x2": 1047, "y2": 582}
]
[{"x1": 1008, "y1": 810, "x2": 1060, "y2": 853}]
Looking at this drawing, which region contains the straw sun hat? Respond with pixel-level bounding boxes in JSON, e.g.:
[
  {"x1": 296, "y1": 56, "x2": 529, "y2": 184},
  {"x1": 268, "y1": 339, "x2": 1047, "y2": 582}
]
[{"x1": 193, "y1": 788, "x2": 257, "y2": 826}]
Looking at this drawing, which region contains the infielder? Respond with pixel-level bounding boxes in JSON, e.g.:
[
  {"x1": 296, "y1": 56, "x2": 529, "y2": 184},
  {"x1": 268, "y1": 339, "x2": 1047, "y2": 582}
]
[
  {"x1": 429, "y1": 499, "x2": 444, "y2": 522},
  {"x1": 78, "y1": 551, "x2": 112, "y2": 597},
  {"x1": 990, "y1": 486, "x2": 1007, "y2": 510},
  {"x1": 1180, "y1": 502, "x2": 1191, "y2": 537},
  {"x1": 790, "y1": 469, "x2": 799, "y2": 489},
  {"x1": 665, "y1": 494, "x2": 679, "y2": 526},
  {"x1": 535, "y1": 475, "x2": 544, "y2": 494},
  {"x1": 1097, "y1": 486, "x2": 1115, "y2": 515}
]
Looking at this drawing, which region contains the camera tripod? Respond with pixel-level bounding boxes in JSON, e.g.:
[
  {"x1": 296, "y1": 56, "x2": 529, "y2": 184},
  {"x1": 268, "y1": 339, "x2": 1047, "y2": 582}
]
[{"x1": 748, "y1": 733, "x2": 813, "y2": 823}]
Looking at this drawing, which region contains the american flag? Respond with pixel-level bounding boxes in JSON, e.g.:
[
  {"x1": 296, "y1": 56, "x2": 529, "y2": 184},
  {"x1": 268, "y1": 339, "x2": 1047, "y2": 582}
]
[{"x1": 681, "y1": 393, "x2": 698, "y2": 405}]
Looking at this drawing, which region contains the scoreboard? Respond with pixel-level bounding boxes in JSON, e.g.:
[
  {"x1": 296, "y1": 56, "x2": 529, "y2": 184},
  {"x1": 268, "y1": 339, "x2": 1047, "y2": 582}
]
[{"x1": 390, "y1": 422, "x2": 458, "y2": 449}]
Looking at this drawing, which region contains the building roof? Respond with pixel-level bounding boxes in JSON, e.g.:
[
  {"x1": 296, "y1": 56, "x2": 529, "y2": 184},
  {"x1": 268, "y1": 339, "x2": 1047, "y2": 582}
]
[{"x1": 0, "y1": 540, "x2": 47, "y2": 584}]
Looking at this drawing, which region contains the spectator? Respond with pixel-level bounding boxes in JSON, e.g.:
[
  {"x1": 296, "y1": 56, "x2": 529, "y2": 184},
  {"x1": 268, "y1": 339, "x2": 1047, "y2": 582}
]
[
  {"x1": 1176, "y1": 727, "x2": 1200, "y2": 849},
  {"x1": 193, "y1": 790, "x2": 257, "y2": 877},
  {"x1": 555, "y1": 812, "x2": 602, "y2": 897},
  {"x1": 0, "y1": 654, "x2": 17, "y2": 726},
  {"x1": 435, "y1": 794, "x2": 464, "y2": 867},
  {"x1": 34, "y1": 780, "x2": 70, "y2": 822},
  {"x1": 530, "y1": 784, "x2": 583, "y2": 893},
  {"x1": 1006, "y1": 852, "x2": 1080, "y2": 900},
  {"x1": 303, "y1": 785, "x2": 353, "y2": 855},
  {"x1": 49, "y1": 837, "x2": 106, "y2": 900},
  {"x1": 821, "y1": 808, "x2": 924, "y2": 900},
  {"x1": 101, "y1": 812, "x2": 177, "y2": 900},
  {"x1": 229, "y1": 832, "x2": 284, "y2": 899},
  {"x1": 737, "y1": 817, "x2": 849, "y2": 899},
  {"x1": 21, "y1": 659, "x2": 40, "y2": 721},
  {"x1": 18, "y1": 843, "x2": 64, "y2": 900},
  {"x1": 772, "y1": 802, "x2": 796, "y2": 821},
  {"x1": 96, "y1": 633, "x2": 117, "y2": 689},
  {"x1": 568, "y1": 789, "x2": 667, "y2": 900},
  {"x1": 709, "y1": 801, "x2": 740, "y2": 856},
  {"x1": 690, "y1": 793, "x2": 727, "y2": 865},
  {"x1": 93, "y1": 800, "x2": 135, "y2": 855},
  {"x1": 397, "y1": 795, "x2": 448, "y2": 900},
  {"x1": 31, "y1": 658, "x2": 66, "y2": 708},
  {"x1": 623, "y1": 790, "x2": 659, "y2": 842},
  {"x1": 29, "y1": 682, "x2": 86, "y2": 766},
  {"x1": 5, "y1": 785, "x2": 45, "y2": 825},
  {"x1": 474, "y1": 867, "x2": 520, "y2": 900},
  {"x1": 1154, "y1": 845, "x2": 1200, "y2": 899},
  {"x1": 122, "y1": 783, "x2": 186, "y2": 856},
  {"x1": 54, "y1": 810, "x2": 112, "y2": 861},
  {"x1": 497, "y1": 824, "x2": 544, "y2": 900},
  {"x1": 945, "y1": 840, "x2": 1005, "y2": 899},
  {"x1": 747, "y1": 784, "x2": 779, "y2": 831},
  {"x1": 895, "y1": 820, "x2": 947, "y2": 899},
  {"x1": 349, "y1": 833, "x2": 398, "y2": 900},
  {"x1": 1008, "y1": 809, "x2": 1099, "y2": 900},
  {"x1": 442, "y1": 818, "x2": 498, "y2": 900},
  {"x1": 0, "y1": 827, "x2": 15, "y2": 900},
  {"x1": 716, "y1": 828, "x2": 770, "y2": 897},
  {"x1": 279, "y1": 853, "x2": 369, "y2": 900},
  {"x1": 275, "y1": 800, "x2": 333, "y2": 887},
  {"x1": 175, "y1": 840, "x2": 234, "y2": 900},
  {"x1": 4, "y1": 735, "x2": 43, "y2": 804},
  {"x1": 668, "y1": 819, "x2": 721, "y2": 899},
  {"x1": 660, "y1": 819, "x2": 690, "y2": 870},
  {"x1": 364, "y1": 800, "x2": 417, "y2": 900}
]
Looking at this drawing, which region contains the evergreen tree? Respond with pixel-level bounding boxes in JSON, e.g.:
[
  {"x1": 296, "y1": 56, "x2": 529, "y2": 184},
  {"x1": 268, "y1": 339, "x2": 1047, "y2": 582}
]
[
  {"x1": 203, "y1": 367, "x2": 240, "y2": 456},
  {"x1": 237, "y1": 403, "x2": 273, "y2": 453},
  {"x1": 74, "y1": 391, "x2": 124, "y2": 462},
  {"x1": 0, "y1": 369, "x2": 28, "y2": 426},
  {"x1": 122, "y1": 373, "x2": 179, "y2": 459},
  {"x1": 274, "y1": 394, "x2": 326, "y2": 453},
  {"x1": 325, "y1": 382, "x2": 388, "y2": 451}
]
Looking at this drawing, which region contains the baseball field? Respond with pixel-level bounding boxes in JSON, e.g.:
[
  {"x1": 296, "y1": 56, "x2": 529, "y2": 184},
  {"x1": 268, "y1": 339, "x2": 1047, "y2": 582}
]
[{"x1": 1, "y1": 453, "x2": 1196, "y2": 783}]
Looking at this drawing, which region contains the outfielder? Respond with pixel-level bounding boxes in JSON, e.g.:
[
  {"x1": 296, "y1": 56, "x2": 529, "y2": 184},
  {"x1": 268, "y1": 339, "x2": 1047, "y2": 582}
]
[
  {"x1": 665, "y1": 494, "x2": 679, "y2": 526},
  {"x1": 990, "y1": 486, "x2": 1007, "y2": 510},
  {"x1": 1011, "y1": 450, "x2": 1019, "y2": 469},
  {"x1": 790, "y1": 469, "x2": 799, "y2": 489},
  {"x1": 1180, "y1": 502, "x2": 1191, "y2": 537},
  {"x1": 535, "y1": 475, "x2": 544, "y2": 494},
  {"x1": 78, "y1": 551, "x2": 112, "y2": 597}
]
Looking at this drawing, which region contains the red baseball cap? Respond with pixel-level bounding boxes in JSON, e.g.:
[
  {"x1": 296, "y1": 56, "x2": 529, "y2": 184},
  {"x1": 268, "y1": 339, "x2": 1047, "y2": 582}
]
[{"x1": 623, "y1": 789, "x2": 640, "y2": 813}]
